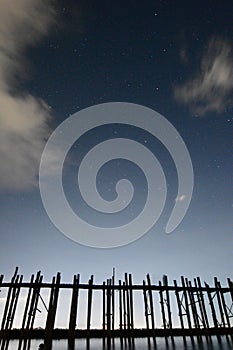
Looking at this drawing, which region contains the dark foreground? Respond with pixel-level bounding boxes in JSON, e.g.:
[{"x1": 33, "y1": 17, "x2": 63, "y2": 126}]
[{"x1": 1, "y1": 327, "x2": 233, "y2": 340}]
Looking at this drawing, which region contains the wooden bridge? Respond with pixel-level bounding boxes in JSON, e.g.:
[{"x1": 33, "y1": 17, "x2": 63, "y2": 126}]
[{"x1": 0, "y1": 268, "x2": 233, "y2": 349}]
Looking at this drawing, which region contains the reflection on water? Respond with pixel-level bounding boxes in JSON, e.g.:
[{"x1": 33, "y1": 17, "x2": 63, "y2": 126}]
[{"x1": 3, "y1": 336, "x2": 233, "y2": 350}]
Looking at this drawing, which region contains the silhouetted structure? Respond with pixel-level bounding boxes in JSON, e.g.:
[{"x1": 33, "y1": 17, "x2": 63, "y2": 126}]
[{"x1": 0, "y1": 267, "x2": 232, "y2": 350}]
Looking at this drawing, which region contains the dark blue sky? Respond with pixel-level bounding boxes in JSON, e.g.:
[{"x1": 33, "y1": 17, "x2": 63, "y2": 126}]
[{"x1": 0, "y1": 0, "x2": 232, "y2": 291}]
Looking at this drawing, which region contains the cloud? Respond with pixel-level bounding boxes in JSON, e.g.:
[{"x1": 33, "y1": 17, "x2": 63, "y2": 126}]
[
  {"x1": 174, "y1": 37, "x2": 233, "y2": 115},
  {"x1": 0, "y1": 0, "x2": 56, "y2": 191}
]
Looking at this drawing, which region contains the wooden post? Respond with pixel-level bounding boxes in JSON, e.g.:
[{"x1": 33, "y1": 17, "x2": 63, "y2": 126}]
[
  {"x1": 187, "y1": 279, "x2": 200, "y2": 328},
  {"x1": 25, "y1": 271, "x2": 42, "y2": 330},
  {"x1": 102, "y1": 281, "x2": 106, "y2": 332},
  {"x1": 30, "y1": 275, "x2": 43, "y2": 330},
  {"x1": 181, "y1": 276, "x2": 192, "y2": 329},
  {"x1": 129, "y1": 274, "x2": 134, "y2": 330},
  {"x1": 194, "y1": 278, "x2": 206, "y2": 329},
  {"x1": 119, "y1": 280, "x2": 123, "y2": 331},
  {"x1": 68, "y1": 274, "x2": 80, "y2": 348},
  {"x1": 143, "y1": 280, "x2": 149, "y2": 331},
  {"x1": 163, "y1": 275, "x2": 172, "y2": 329},
  {"x1": 146, "y1": 274, "x2": 155, "y2": 330},
  {"x1": 111, "y1": 271, "x2": 115, "y2": 331},
  {"x1": 8, "y1": 274, "x2": 23, "y2": 331},
  {"x1": 158, "y1": 280, "x2": 167, "y2": 330},
  {"x1": 196, "y1": 277, "x2": 209, "y2": 329},
  {"x1": 215, "y1": 278, "x2": 230, "y2": 328},
  {"x1": 1, "y1": 267, "x2": 18, "y2": 330},
  {"x1": 87, "y1": 275, "x2": 94, "y2": 332},
  {"x1": 122, "y1": 282, "x2": 127, "y2": 330},
  {"x1": 205, "y1": 282, "x2": 218, "y2": 328},
  {"x1": 173, "y1": 279, "x2": 184, "y2": 329},
  {"x1": 106, "y1": 279, "x2": 111, "y2": 333},
  {"x1": 125, "y1": 273, "x2": 131, "y2": 330},
  {"x1": 227, "y1": 278, "x2": 233, "y2": 302},
  {"x1": 44, "y1": 272, "x2": 61, "y2": 350}
]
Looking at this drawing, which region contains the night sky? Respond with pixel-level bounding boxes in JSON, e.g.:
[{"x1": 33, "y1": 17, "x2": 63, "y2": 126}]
[{"x1": 0, "y1": 0, "x2": 232, "y2": 297}]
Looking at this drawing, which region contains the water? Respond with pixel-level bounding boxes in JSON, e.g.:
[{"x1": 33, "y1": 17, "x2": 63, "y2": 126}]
[{"x1": 4, "y1": 336, "x2": 233, "y2": 350}]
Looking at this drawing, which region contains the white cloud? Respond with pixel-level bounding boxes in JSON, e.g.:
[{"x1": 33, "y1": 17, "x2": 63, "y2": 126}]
[
  {"x1": 174, "y1": 37, "x2": 233, "y2": 115},
  {"x1": 0, "y1": 0, "x2": 56, "y2": 191}
]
